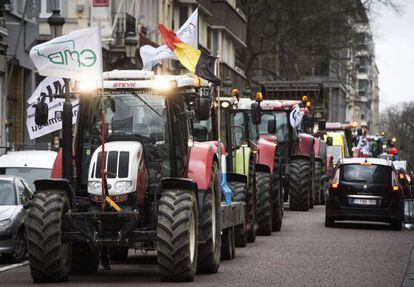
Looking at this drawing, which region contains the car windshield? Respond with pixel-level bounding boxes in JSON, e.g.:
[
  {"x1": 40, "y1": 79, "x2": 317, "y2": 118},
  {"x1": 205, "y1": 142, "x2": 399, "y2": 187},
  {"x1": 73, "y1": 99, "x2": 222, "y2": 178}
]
[
  {"x1": 0, "y1": 180, "x2": 16, "y2": 205},
  {"x1": 340, "y1": 164, "x2": 391, "y2": 184},
  {"x1": 327, "y1": 145, "x2": 343, "y2": 164},
  {"x1": 0, "y1": 168, "x2": 50, "y2": 191},
  {"x1": 258, "y1": 111, "x2": 289, "y2": 142}
]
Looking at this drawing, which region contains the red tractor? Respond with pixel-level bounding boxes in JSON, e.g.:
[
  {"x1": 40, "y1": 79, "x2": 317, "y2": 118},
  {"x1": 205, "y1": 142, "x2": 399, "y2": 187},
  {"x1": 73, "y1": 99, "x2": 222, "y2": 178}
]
[
  {"x1": 256, "y1": 99, "x2": 328, "y2": 211},
  {"x1": 27, "y1": 71, "x2": 245, "y2": 283}
]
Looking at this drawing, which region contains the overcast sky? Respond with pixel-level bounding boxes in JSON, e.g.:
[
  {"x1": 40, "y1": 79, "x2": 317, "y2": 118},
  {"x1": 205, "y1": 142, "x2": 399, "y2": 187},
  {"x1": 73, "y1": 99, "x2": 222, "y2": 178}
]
[{"x1": 371, "y1": 0, "x2": 414, "y2": 110}]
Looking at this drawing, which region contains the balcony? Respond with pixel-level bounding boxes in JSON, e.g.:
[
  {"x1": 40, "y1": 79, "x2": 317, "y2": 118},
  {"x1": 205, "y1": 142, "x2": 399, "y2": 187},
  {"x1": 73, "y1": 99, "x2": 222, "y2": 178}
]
[
  {"x1": 211, "y1": 0, "x2": 247, "y2": 45},
  {"x1": 112, "y1": 12, "x2": 136, "y2": 48}
]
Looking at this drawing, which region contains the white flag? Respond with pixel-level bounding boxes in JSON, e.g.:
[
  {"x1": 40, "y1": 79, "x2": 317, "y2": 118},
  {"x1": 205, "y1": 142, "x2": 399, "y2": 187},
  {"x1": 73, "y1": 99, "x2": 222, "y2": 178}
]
[
  {"x1": 140, "y1": 8, "x2": 198, "y2": 69},
  {"x1": 289, "y1": 104, "x2": 304, "y2": 129},
  {"x1": 26, "y1": 77, "x2": 78, "y2": 140},
  {"x1": 30, "y1": 27, "x2": 103, "y2": 80}
]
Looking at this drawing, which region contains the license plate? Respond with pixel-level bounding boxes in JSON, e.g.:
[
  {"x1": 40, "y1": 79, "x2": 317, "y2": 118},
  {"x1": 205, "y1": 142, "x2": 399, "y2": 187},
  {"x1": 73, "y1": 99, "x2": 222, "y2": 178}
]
[{"x1": 353, "y1": 198, "x2": 377, "y2": 205}]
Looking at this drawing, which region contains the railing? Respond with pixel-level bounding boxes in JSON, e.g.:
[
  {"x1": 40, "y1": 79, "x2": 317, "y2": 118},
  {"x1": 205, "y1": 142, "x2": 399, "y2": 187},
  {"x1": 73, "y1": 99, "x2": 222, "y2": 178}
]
[{"x1": 112, "y1": 12, "x2": 136, "y2": 47}]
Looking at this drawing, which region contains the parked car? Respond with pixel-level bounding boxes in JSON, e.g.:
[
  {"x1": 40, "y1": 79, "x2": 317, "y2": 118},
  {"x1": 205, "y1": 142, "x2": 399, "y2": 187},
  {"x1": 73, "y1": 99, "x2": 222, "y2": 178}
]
[
  {"x1": 0, "y1": 150, "x2": 57, "y2": 191},
  {"x1": 325, "y1": 158, "x2": 404, "y2": 230},
  {"x1": 0, "y1": 175, "x2": 33, "y2": 262}
]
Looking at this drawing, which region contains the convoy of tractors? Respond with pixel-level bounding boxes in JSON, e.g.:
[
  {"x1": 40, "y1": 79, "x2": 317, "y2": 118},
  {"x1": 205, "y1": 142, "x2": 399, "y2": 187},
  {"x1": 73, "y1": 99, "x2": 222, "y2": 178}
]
[{"x1": 26, "y1": 70, "x2": 339, "y2": 283}]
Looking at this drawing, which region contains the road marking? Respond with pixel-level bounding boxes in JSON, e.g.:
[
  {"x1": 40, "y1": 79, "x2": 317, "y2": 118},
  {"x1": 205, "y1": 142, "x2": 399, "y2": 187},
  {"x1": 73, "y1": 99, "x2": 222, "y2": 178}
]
[{"x1": 0, "y1": 261, "x2": 28, "y2": 273}]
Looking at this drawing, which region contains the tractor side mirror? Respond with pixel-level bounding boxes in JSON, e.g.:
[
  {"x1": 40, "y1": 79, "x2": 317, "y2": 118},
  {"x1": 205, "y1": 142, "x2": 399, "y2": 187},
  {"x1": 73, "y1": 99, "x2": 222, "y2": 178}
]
[
  {"x1": 34, "y1": 100, "x2": 49, "y2": 126},
  {"x1": 195, "y1": 96, "x2": 210, "y2": 121},
  {"x1": 326, "y1": 136, "x2": 333, "y2": 146},
  {"x1": 267, "y1": 119, "x2": 276, "y2": 134},
  {"x1": 251, "y1": 102, "x2": 261, "y2": 125},
  {"x1": 318, "y1": 120, "x2": 326, "y2": 131}
]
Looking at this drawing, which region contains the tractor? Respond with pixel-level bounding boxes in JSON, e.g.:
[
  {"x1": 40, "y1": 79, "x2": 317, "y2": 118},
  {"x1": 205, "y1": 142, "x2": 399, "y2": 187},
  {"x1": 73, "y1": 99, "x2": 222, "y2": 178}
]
[
  {"x1": 228, "y1": 92, "x2": 284, "y2": 233},
  {"x1": 256, "y1": 99, "x2": 328, "y2": 211},
  {"x1": 26, "y1": 70, "x2": 245, "y2": 283}
]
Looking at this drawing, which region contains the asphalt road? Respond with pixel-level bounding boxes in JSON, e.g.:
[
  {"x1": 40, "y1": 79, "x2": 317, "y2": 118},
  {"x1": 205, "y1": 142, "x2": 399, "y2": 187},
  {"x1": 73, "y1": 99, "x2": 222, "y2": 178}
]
[{"x1": 0, "y1": 206, "x2": 413, "y2": 287}]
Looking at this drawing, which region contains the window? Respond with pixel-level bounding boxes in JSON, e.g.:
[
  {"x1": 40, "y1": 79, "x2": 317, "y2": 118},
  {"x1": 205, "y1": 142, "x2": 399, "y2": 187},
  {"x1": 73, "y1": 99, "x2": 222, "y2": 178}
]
[
  {"x1": 39, "y1": 0, "x2": 61, "y2": 18},
  {"x1": 17, "y1": 180, "x2": 29, "y2": 204},
  {"x1": 340, "y1": 164, "x2": 391, "y2": 184},
  {"x1": 0, "y1": 181, "x2": 16, "y2": 205}
]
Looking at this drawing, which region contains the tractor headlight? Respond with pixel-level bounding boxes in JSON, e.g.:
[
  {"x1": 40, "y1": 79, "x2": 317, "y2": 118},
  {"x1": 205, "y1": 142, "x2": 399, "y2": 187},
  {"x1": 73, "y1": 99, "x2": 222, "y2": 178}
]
[
  {"x1": 88, "y1": 181, "x2": 102, "y2": 193},
  {"x1": 114, "y1": 180, "x2": 133, "y2": 192},
  {"x1": 0, "y1": 219, "x2": 12, "y2": 232}
]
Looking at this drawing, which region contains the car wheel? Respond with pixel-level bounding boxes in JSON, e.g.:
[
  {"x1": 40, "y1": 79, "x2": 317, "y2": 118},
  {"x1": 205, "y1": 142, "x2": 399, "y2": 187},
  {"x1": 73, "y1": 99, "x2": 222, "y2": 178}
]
[
  {"x1": 4, "y1": 230, "x2": 27, "y2": 263},
  {"x1": 325, "y1": 214, "x2": 335, "y2": 228}
]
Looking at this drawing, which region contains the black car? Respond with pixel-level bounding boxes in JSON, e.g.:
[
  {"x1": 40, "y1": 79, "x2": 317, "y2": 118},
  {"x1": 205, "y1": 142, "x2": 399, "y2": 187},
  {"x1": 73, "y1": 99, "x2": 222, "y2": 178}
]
[{"x1": 325, "y1": 158, "x2": 404, "y2": 230}]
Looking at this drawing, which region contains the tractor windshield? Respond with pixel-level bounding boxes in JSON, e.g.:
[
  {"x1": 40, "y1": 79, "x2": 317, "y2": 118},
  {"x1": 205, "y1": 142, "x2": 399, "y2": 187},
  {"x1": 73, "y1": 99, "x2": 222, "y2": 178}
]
[
  {"x1": 93, "y1": 93, "x2": 166, "y2": 142},
  {"x1": 258, "y1": 111, "x2": 289, "y2": 142}
]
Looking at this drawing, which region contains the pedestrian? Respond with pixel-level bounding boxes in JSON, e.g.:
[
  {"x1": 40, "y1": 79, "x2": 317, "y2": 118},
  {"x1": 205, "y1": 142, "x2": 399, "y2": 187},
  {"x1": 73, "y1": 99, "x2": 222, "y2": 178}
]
[{"x1": 357, "y1": 130, "x2": 370, "y2": 158}]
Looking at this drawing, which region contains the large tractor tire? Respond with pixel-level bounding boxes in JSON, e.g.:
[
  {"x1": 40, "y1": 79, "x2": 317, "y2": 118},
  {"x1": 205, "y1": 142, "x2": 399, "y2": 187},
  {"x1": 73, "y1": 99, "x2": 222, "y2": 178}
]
[
  {"x1": 256, "y1": 172, "x2": 273, "y2": 236},
  {"x1": 197, "y1": 164, "x2": 221, "y2": 274},
  {"x1": 157, "y1": 189, "x2": 198, "y2": 282},
  {"x1": 26, "y1": 191, "x2": 72, "y2": 283},
  {"x1": 71, "y1": 243, "x2": 99, "y2": 274},
  {"x1": 289, "y1": 159, "x2": 311, "y2": 211},
  {"x1": 247, "y1": 158, "x2": 257, "y2": 243},
  {"x1": 272, "y1": 151, "x2": 283, "y2": 231},
  {"x1": 110, "y1": 247, "x2": 129, "y2": 261},
  {"x1": 229, "y1": 181, "x2": 248, "y2": 247},
  {"x1": 314, "y1": 161, "x2": 322, "y2": 205}
]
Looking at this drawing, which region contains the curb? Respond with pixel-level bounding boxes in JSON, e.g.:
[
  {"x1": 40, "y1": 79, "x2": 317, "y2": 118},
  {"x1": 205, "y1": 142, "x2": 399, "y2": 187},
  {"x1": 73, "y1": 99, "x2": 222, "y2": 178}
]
[
  {"x1": 402, "y1": 249, "x2": 414, "y2": 287},
  {"x1": 0, "y1": 261, "x2": 28, "y2": 273}
]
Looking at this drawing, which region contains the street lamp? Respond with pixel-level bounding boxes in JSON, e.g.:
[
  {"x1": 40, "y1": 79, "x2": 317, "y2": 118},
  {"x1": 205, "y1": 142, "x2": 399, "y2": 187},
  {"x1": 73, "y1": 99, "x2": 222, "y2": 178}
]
[
  {"x1": 243, "y1": 87, "x2": 252, "y2": 99},
  {"x1": 223, "y1": 78, "x2": 232, "y2": 96},
  {"x1": 125, "y1": 32, "x2": 138, "y2": 59},
  {"x1": 48, "y1": 9, "x2": 71, "y2": 182},
  {"x1": 47, "y1": 9, "x2": 65, "y2": 38}
]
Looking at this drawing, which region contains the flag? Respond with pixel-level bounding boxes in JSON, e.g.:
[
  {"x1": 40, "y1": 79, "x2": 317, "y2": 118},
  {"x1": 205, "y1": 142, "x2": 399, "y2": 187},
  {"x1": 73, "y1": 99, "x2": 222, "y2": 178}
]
[
  {"x1": 30, "y1": 27, "x2": 103, "y2": 80},
  {"x1": 140, "y1": 8, "x2": 198, "y2": 69},
  {"x1": 158, "y1": 24, "x2": 221, "y2": 85},
  {"x1": 26, "y1": 77, "x2": 78, "y2": 140}
]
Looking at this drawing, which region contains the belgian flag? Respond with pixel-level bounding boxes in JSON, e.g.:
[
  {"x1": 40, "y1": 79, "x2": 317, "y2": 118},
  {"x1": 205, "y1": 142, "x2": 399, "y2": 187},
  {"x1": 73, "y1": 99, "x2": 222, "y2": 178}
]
[{"x1": 158, "y1": 24, "x2": 221, "y2": 85}]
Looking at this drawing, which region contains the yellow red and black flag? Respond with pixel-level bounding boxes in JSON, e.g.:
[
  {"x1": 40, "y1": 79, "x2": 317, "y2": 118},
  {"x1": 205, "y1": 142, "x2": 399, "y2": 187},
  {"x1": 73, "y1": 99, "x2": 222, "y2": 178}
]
[{"x1": 158, "y1": 24, "x2": 221, "y2": 85}]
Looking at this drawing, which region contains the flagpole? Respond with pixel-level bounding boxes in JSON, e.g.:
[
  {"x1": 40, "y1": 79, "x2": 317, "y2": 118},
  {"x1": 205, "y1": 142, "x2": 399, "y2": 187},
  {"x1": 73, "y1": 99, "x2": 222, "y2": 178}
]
[{"x1": 216, "y1": 53, "x2": 221, "y2": 160}]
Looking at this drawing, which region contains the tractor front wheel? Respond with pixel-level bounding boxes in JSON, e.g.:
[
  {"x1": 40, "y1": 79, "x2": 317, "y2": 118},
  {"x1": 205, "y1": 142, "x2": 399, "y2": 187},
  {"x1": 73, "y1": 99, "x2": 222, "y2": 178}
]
[
  {"x1": 26, "y1": 190, "x2": 72, "y2": 283},
  {"x1": 229, "y1": 181, "x2": 248, "y2": 247},
  {"x1": 157, "y1": 189, "x2": 198, "y2": 282},
  {"x1": 256, "y1": 172, "x2": 273, "y2": 236},
  {"x1": 289, "y1": 159, "x2": 311, "y2": 211},
  {"x1": 314, "y1": 161, "x2": 322, "y2": 205}
]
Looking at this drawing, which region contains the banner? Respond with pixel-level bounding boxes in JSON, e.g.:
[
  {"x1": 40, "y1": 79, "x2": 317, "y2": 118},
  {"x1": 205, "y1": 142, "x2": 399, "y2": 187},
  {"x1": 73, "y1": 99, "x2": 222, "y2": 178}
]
[
  {"x1": 30, "y1": 27, "x2": 103, "y2": 80},
  {"x1": 140, "y1": 8, "x2": 198, "y2": 69},
  {"x1": 26, "y1": 77, "x2": 78, "y2": 140},
  {"x1": 91, "y1": 0, "x2": 112, "y2": 38}
]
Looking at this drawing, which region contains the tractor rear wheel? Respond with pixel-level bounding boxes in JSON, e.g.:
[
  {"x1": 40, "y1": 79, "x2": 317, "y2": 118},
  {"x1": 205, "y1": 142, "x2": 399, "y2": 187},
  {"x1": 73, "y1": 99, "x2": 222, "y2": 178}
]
[
  {"x1": 26, "y1": 190, "x2": 72, "y2": 283},
  {"x1": 157, "y1": 189, "x2": 198, "y2": 282},
  {"x1": 229, "y1": 181, "x2": 248, "y2": 247},
  {"x1": 256, "y1": 172, "x2": 272, "y2": 236},
  {"x1": 247, "y1": 159, "x2": 257, "y2": 243},
  {"x1": 71, "y1": 243, "x2": 99, "y2": 274},
  {"x1": 272, "y1": 152, "x2": 283, "y2": 231},
  {"x1": 289, "y1": 159, "x2": 311, "y2": 211},
  {"x1": 314, "y1": 161, "x2": 322, "y2": 205},
  {"x1": 197, "y1": 163, "x2": 221, "y2": 274}
]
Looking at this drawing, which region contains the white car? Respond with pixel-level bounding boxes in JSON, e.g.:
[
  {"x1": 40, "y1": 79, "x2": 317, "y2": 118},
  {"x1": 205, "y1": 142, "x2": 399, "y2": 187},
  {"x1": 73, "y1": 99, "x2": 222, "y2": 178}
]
[{"x1": 0, "y1": 150, "x2": 58, "y2": 191}]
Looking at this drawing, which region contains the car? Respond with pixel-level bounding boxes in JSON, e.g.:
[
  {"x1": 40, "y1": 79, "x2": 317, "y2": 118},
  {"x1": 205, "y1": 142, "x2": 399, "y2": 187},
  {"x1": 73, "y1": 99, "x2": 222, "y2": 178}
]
[
  {"x1": 325, "y1": 158, "x2": 404, "y2": 230},
  {"x1": 0, "y1": 175, "x2": 33, "y2": 262},
  {"x1": 0, "y1": 150, "x2": 58, "y2": 191}
]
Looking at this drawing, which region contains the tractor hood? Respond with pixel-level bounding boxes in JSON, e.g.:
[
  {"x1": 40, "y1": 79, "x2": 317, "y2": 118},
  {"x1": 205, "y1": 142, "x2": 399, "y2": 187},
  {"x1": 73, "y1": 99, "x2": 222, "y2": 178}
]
[{"x1": 88, "y1": 141, "x2": 144, "y2": 196}]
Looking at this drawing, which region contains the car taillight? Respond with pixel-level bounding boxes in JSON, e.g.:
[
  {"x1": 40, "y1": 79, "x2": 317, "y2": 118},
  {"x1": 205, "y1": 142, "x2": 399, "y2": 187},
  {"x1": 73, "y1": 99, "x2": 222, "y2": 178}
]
[
  {"x1": 392, "y1": 185, "x2": 399, "y2": 192},
  {"x1": 330, "y1": 183, "x2": 339, "y2": 189}
]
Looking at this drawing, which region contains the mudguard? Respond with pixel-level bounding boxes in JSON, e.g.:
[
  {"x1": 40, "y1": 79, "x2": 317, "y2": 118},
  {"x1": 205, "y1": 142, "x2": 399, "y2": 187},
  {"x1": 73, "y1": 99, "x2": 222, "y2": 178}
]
[
  {"x1": 227, "y1": 172, "x2": 247, "y2": 185},
  {"x1": 256, "y1": 137, "x2": 277, "y2": 174},
  {"x1": 188, "y1": 141, "x2": 219, "y2": 190},
  {"x1": 295, "y1": 133, "x2": 314, "y2": 157},
  {"x1": 233, "y1": 144, "x2": 252, "y2": 178},
  {"x1": 313, "y1": 138, "x2": 321, "y2": 160},
  {"x1": 160, "y1": 178, "x2": 198, "y2": 195},
  {"x1": 51, "y1": 150, "x2": 63, "y2": 178},
  {"x1": 34, "y1": 179, "x2": 75, "y2": 201}
]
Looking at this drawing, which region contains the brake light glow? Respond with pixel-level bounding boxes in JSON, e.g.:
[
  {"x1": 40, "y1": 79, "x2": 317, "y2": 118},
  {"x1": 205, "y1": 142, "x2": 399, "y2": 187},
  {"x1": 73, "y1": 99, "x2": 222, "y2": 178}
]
[
  {"x1": 331, "y1": 183, "x2": 339, "y2": 189},
  {"x1": 392, "y1": 185, "x2": 399, "y2": 192}
]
